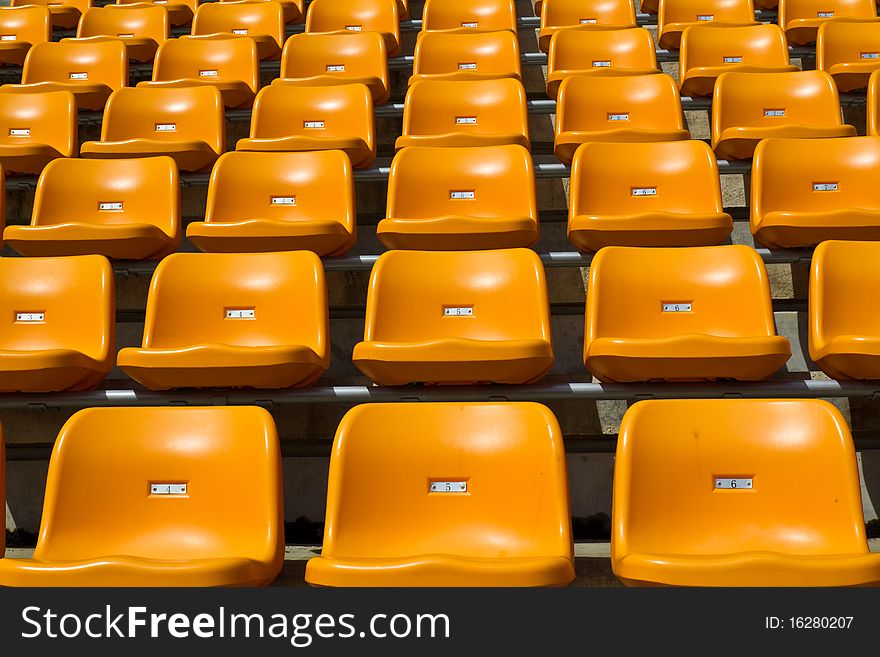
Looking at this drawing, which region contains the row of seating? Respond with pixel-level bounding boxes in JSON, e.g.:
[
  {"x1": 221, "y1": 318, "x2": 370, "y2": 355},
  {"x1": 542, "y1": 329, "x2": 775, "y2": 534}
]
[
  {"x1": 2, "y1": 242, "x2": 880, "y2": 392},
  {"x1": 1, "y1": 399, "x2": 877, "y2": 586}
]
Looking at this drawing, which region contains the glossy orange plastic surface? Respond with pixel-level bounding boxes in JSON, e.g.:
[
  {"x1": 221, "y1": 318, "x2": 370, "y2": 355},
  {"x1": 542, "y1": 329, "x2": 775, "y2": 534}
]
[
  {"x1": 817, "y1": 20, "x2": 880, "y2": 91},
  {"x1": 116, "y1": 0, "x2": 198, "y2": 27},
  {"x1": 538, "y1": 0, "x2": 637, "y2": 53},
  {"x1": 569, "y1": 141, "x2": 733, "y2": 250},
  {"x1": 679, "y1": 24, "x2": 797, "y2": 97},
  {"x1": 712, "y1": 70, "x2": 855, "y2": 160},
  {"x1": 221, "y1": 0, "x2": 303, "y2": 24},
  {"x1": 779, "y1": 0, "x2": 876, "y2": 45},
  {"x1": 554, "y1": 74, "x2": 689, "y2": 164},
  {"x1": 80, "y1": 85, "x2": 224, "y2": 171},
  {"x1": 305, "y1": 0, "x2": 401, "y2": 57},
  {"x1": 396, "y1": 78, "x2": 529, "y2": 150},
  {"x1": 75, "y1": 5, "x2": 169, "y2": 62},
  {"x1": 751, "y1": 136, "x2": 880, "y2": 247},
  {"x1": 0, "y1": 90, "x2": 76, "y2": 175},
  {"x1": 378, "y1": 145, "x2": 538, "y2": 250},
  {"x1": 353, "y1": 249, "x2": 553, "y2": 385},
  {"x1": 236, "y1": 83, "x2": 376, "y2": 168},
  {"x1": 11, "y1": 0, "x2": 91, "y2": 30},
  {"x1": 421, "y1": 0, "x2": 517, "y2": 33},
  {"x1": 411, "y1": 30, "x2": 521, "y2": 85},
  {"x1": 546, "y1": 28, "x2": 659, "y2": 100},
  {"x1": 2, "y1": 39, "x2": 127, "y2": 111},
  {"x1": 190, "y1": 0, "x2": 284, "y2": 60},
  {"x1": 0, "y1": 406, "x2": 284, "y2": 587},
  {"x1": 613, "y1": 399, "x2": 880, "y2": 586},
  {"x1": 5, "y1": 156, "x2": 180, "y2": 258},
  {"x1": 584, "y1": 245, "x2": 791, "y2": 382},
  {"x1": 139, "y1": 35, "x2": 259, "y2": 108},
  {"x1": 273, "y1": 32, "x2": 389, "y2": 105},
  {"x1": 187, "y1": 150, "x2": 356, "y2": 255},
  {"x1": 306, "y1": 402, "x2": 575, "y2": 587},
  {"x1": 809, "y1": 240, "x2": 880, "y2": 379},
  {"x1": 657, "y1": 0, "x2": 758, "y2": 50},
  {"x1": 0, "y1": 6, "x2": 51, "y2": 67},
  {"x1": 0, "y1": 255, "x2": 114, "y2": 391},
  {"x1": 117, "y1": 251, "x2": 329, "y2": 389}
]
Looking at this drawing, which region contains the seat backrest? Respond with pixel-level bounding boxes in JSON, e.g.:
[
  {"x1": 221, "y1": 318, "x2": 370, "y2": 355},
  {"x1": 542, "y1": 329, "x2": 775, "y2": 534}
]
[
  {"x1": 779, "y1": 0, "x2": 875, "y2": 26},
  {"x1": 33, "y1": 406, "x2": 283, "y2": 566},
  {"x1": 421, "y1": 0, "x2": 517, "y2": 31},
  {"x1": 76, "y1": 4, "x2": 168, "y2": 42},
  {"x1": 279, "y1": 31, "x2": 388, "y2": 85},
  {"x1": 817, "y1": 20, "x2": 880, "y2": 70},
  {"x1": 752, "y1": 136, "x2": 880, "y2": 219},
  {"x1": 613, "y1": 399, "x2": 867, "y2": 559},
  {"x1": 0, "y1": 90, "x2": 76, "y2": 157},
  {"x1": 249, "y1": 83, "x2": 374, "y2": 144},
  {"x1": 387, "y1": 144, "x2": 536, "y2": 220},
  {"x1": 570, "y1": 140, "x2": 723, "y2": 217},
  {"x1": 556, "y1": 73, "x2": 685, "y2": 132},
  {"x1": 363, "y1": 249, "x2": 551, "y2": 343},
  {"x1": 305, "y1": 0, "x2": 400, "y2": 41},
  {"x1": 11, "y1": 0, "x2": 91, "y2": 14},
  {"x1": 586, "y1": 245, "x2": 778, "y2": 342},
  {"x1": 0, "y1": 6, "x2": 52, "y2": 47},
  {"x1": 205, "y1": 150, "x2": 354, "y2": 234},
  {"x1": 191, "y1": 0, "x2": 284, "y2": 48},
  {"x1": 322, "y1": 402, "x2": 572, "y2": 560},
  {"x1": 680, "y1": 24, "x2": 790, "y2": 77},
  {"x1": 549, "y1": 27, "x2": 657, "y2": 72},
  {"x1": 540, "y1": 0, "x2": 637, "y2": 28},
  {"x1": 22, "y1": 39, "x2": 128, "y2": 89},
  {"x1": 659, "y1": 0, "x2": 756, "y2": 29},
  {"x1": 32, "y1": 156, "x2": 180, "y2": 240},
  {"x1": 100, "y1": 85, "x2": 225, "y2": 154},
  {"x1": 0, "y1": 254, "x2": 113, "y2": 362},
  {"x1": 413, "y1": 30, "x2": 522, "y2": 79},
  {"x1": 152, "y1": 34, "x2": 258, "y2": 92},
  {"x1": 401, "y1": 78, "x2": 529, "y2": 140},
  {"x1": 141, "y1": 251, "x2": 328, "y2": 356},
  {"x1": 712, "y1": 70, "x2": 844, "y2": 133}
]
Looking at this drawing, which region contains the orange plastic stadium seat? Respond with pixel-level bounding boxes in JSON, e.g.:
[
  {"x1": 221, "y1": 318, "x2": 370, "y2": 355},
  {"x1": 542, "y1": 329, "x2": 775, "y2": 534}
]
[
  {"x1": 712, "y1": 70, "x2": 855, "y2": 160},
  {"x1": 810, "y1": 240, "x2": 880, "y2": 379},
  {"x1": 378, "y1": 145, "x2": 537, "y2": 250},
  {"x1": 679, "y1": 24, "x2": 798, "y2": 97},
  {"x1": 779, "y1": 0, "x2": 876, "y2": 45},
  {"x1": 186, "y1": 150, "x2": 356, "y2": 256},
  {"x1": 11, "y1": 0, "x2": 91, "y2": 30},
  {"x1": 751, "y1": 137, "x2": 880, "y2": 248},
  {"x1": 410, "y1": 31, "x2": 521, "y2": 85},
  {"x1": 235, "y1": 84, "x2": 375, "y2": 168},
  {"x1": 0, "y1": 255, "x2": 114, "y2": 392},
  {"x1": 0, "y1": 90, "x2": 76, "y2": 175},
  {"x1": 584, "y1": 245, "x2": 791, "y2": 382},
  {"x1": 272, "y1": 32, "x2": 390, "y2": 105},
  {"x1": 305, "y1": 0, "x2": 401, "y2": 57},
  {"x1": 4, "y1": 157, "x2": 180, "y2": 259},
  {"x1": 819, "y1": 21, "x2": 880, "y2": 92},
  {"x1": 306, "y1": 402, "x2": 575, "y2": 587},
  {"x1": 396, "y1": 79, "x2": 529, "y2": 150},
  {"x1": 117, "y1": 251, "x2": 329, "y2": 389},
  {"x1": 554, "y1": 74, "x2": 690, "y2": 165},
  {"x1": 546, "y1": 28, "x2": 659, "y2": 100},
  {"x1": 868, "y1": 69, "x2": 880, "y2": 133},
  {"x1": 190, "y1": 0, "x2": 284, "y2": 60},
  {"x1": 117, "y1": 0, "x2": 198, "y2": 27},
  {"x1": 657, "y1": 0, "x2": 758, "y2": 50},
  {"x1": 538, "y1": 0, "x2": 638, "y2": 53},
  {"x1": 353, "y1": 249, "x2": 553, "y2": 385},
  {"x1": 612, "y1": 399, "x2": 880, "y2": 587},
  {"x1": 568, "y1": 141, "x2": 733, "y2": 250},
  {"x1": 0, "y1": 6, "x2": 51, "y2": 67},
  {"x1": 421, "y1": 0, "x2": 517, "y2": 33},
  {"x1": 75, "y1": 4, "x2": 169, "y2": 63},
  {"x1": 0, "y1": 406, "x2": 284, "y2": 587},
  {"x1": 138, "y1": 36, "x2": 259, "y2": 109},
  {"x1": 80, "y1": 86, "x2": 224, "y2": 172},
  {"x1": 222, "y1": 0, "x2": 303, "y2": 24},
  {"x1": 1, "y1": 39, "x2": 127, "y2": 111}
]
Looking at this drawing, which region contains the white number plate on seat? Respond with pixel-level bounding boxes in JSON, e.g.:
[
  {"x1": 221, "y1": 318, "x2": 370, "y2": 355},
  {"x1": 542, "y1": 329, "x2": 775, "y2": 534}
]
[
  {"x1": 430, "y1": 481, "x2": 467, "y2": 493},
  {"x1": 715, "y1": 478, "x2": 752, "y2": 489}
]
